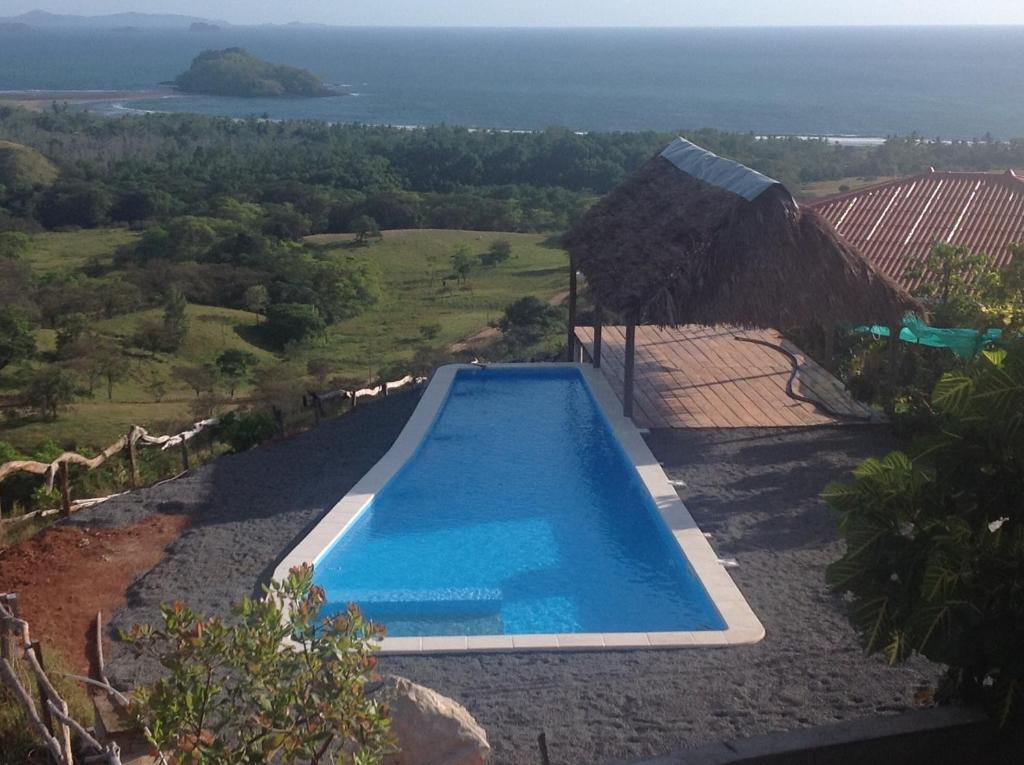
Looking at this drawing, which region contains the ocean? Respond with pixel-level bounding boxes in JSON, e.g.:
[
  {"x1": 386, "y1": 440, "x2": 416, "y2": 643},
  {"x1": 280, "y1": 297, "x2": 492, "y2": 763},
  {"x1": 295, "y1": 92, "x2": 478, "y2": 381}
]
[{"x1": 1, "y1": 25, "x2": 1023, "y2": 138}]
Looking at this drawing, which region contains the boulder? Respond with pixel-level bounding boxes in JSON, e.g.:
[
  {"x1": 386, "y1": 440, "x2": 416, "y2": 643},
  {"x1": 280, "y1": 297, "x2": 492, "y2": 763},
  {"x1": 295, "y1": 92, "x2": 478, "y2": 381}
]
[{"x1": 374, "y1": 675, "x2": 490, "y2": 765}]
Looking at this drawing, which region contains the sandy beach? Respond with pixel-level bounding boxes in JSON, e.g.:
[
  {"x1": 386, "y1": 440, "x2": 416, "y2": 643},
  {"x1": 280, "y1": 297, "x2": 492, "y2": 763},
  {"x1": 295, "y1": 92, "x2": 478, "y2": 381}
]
[{"x1": 0, "y1": 88, "x2": 175, "y2": 112}]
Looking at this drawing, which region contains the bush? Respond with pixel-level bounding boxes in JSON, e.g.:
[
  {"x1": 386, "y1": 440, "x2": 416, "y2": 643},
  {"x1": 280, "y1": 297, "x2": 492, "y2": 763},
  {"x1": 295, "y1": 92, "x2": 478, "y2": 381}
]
[
  {"x1": 262, "y1": 303, "x2": 325, "y2": 349},
  {"x1": 122, "y1": 564, "x2": 392, "y2": 764},
  {"x1": 214, "y1": 409, "x2": 278, "y2": 452},
  {"x1": 825, "y1": 346, "x2": 1024, "y2": 724}
]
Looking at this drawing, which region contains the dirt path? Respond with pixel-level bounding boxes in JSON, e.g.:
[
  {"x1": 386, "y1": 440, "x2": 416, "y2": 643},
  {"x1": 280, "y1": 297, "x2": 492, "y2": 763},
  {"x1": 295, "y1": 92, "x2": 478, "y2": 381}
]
[
  {"x1": 449, "y1": 290, "x2": 570, "y2": 353},
  {"x1": 0, "y1": 513, "x2": 191, "y2": 675}
]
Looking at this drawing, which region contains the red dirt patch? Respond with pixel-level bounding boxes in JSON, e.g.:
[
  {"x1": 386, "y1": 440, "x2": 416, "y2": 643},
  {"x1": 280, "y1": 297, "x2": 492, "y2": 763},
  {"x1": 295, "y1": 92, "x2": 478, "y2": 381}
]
[{"x1": 0, "y1": 514, "x2": 191, "y2": 675}]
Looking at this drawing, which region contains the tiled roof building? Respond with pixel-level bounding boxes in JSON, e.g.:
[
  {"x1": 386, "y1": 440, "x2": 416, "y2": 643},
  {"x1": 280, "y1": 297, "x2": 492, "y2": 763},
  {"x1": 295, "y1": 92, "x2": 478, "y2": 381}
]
[{"x1": 810, "y1": 169, "x2": 1024, "y2": 292}]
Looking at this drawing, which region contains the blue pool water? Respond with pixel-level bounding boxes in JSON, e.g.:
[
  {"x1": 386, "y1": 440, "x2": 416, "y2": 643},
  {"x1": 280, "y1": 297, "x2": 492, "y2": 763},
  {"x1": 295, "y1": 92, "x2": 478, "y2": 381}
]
[{"x1": 314, "y1": 367, "x2": 725, "y2": 636}]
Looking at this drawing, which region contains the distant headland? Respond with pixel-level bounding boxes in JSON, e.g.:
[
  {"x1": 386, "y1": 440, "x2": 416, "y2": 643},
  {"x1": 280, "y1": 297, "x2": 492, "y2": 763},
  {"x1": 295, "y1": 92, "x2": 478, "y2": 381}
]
[{"x1": 172, "y1": 48, "x2": 341, "y2": 98}]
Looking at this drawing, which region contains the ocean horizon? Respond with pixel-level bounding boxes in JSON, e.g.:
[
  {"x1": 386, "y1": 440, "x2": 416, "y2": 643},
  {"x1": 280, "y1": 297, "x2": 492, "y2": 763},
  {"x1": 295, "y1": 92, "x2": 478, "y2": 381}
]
[{"x1": 2, "y1": 25, "x2": 1023, "y2": 137}]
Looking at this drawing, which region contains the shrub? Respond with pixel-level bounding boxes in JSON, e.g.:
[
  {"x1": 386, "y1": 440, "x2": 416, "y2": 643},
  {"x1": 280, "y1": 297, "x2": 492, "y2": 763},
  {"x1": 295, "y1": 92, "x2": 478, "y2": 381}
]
[
  {"x1": 122, "y1": 564, "x2": 392, "y2": 765},
  {"x1": 262, "y1": 303, "x2": 325, "y2": 349},
  {"x1": 214, "y1": 409, "x2": 278, "y2": 452},
  {"x1": 825, "y1": 346, "x2": 1024, "y2": 724}
]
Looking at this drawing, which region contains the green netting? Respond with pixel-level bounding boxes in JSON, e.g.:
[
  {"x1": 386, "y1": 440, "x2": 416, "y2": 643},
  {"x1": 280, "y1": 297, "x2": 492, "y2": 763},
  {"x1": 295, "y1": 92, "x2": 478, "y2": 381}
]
[{"x1": 855, "y1": 314, "x2": 1004, "y2": 359}]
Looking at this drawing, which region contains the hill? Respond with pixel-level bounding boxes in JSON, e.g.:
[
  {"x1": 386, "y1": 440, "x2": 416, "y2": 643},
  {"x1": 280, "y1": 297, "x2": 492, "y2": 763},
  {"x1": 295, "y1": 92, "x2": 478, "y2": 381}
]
[
  {"x1": 0, "y1": 140, "x2": 58, "y2": 188},
  {"x1": 0, "y1": 10, "x2": 230, "y2": 29},
  {"x1": 173, "y1": 48, "x2": 336, "y2": 98}
]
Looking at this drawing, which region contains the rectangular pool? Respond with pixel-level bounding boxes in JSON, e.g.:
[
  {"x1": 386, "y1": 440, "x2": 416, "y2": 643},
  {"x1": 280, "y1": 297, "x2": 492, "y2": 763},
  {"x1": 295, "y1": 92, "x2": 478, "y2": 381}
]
[{"x1": 277, "y1": 364, "x2": 763, "y2": 651}]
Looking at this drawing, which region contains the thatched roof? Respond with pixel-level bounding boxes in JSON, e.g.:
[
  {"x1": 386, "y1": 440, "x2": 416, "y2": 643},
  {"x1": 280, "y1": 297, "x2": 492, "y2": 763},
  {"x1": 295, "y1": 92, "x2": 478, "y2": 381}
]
[{"x1": 564, "y1": 138, "x2": 922, "y2": 328}]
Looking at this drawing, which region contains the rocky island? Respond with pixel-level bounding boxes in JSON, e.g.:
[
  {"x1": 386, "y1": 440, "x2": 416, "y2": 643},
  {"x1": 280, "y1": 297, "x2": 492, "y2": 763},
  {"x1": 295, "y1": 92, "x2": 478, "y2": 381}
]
[{"x1": 173, "y1": 48, "x2": 339, "y2": 98}]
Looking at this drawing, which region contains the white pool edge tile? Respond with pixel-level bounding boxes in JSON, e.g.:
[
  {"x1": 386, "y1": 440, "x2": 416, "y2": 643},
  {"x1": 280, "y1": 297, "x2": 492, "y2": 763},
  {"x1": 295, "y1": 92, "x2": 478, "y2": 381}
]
[{"x1": 275, "y1": 363, "x2": 766, "y2": 653}]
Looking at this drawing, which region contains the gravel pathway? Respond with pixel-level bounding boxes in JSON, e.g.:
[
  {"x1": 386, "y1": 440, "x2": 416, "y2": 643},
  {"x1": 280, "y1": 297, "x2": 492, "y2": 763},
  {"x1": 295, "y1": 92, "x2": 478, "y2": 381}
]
[{"x1": 71, "y1": 394, "x2": 937, "y2": 765}]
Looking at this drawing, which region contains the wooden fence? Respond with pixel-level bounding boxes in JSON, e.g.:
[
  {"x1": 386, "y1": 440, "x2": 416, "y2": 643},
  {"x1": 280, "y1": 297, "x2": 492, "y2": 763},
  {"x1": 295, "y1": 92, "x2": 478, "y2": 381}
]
[
  {"x1": 302, "y1": 374, "x2": 426, "y2": 425},
  {"x1": 0, "y1": 418, "x2": 219, "y2": 521},
  {"x1": 1, "y1": 593, "x2": 139, "y2": 764}
]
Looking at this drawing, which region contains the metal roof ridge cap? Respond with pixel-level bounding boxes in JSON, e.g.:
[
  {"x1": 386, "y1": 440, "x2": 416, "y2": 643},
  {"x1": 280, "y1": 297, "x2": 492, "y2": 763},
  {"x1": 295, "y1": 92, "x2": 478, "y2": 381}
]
[{"x1": 659, "y1": 137, "x2": 782, "y2": 202}]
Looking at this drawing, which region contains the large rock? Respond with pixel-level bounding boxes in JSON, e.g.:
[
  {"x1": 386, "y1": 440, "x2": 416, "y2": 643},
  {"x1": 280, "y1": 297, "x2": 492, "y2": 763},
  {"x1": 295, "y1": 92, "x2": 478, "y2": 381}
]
[{"x1": 374, "y1": 675, "x2": 490, "y2": 765}]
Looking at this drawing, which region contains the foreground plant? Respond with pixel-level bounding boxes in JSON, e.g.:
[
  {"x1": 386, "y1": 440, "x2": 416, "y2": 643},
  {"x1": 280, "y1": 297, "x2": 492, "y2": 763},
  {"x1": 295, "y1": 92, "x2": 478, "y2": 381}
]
[
  {"x1": 122, "y1": 564, "x2": 392, "y2": 764},
  {"x1": 825, "y1": 345, "x2": 1024, "y2": 724}
]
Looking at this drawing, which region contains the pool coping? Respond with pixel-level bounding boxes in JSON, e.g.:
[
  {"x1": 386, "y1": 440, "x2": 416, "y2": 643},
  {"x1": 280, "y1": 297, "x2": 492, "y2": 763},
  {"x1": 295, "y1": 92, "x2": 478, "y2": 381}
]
[{"x1": 273, "y1": 363, "x2": 765, "y2": 652}]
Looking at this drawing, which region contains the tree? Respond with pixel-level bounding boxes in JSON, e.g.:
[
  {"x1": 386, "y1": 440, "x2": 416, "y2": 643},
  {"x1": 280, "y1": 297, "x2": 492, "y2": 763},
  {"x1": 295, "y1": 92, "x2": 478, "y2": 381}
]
[
  {"x1": 37, "y1": 181, "x2": 110, "y2": 229},
  {"x1": 306, "y1": 357, "x2": 335, "y2": 390},
  {"x1": 54, "y1": 312, "x2": 89, "y2": 359},
  {"x1": 311, "y1": 260, "x2": 382, "y2": 324},
  {"x1": 216, "y1": 349, "x2": 259, "y2": 397},
  {"x1": 0, "y1": 231, "x2": 29, "y2": 260},
  {"x1": 905, "y1": 242, "x2": 1001, "y2": 326},
  {"x1": 162, "y1": 288, "x2": 189, "y2": 352},
  {"x1": 0, "y1": 310, "x2": 34, "y2": 372},
  {"x1": 826, "y1": 346, "x2": 1024, "y2": 725},
  {"x1": 350, "y1": 214, "x2": 381, "y2": 244},
  {"x1": 173, "y1": 364, "x2": 218, "y2": 398},
  {"x1": 263, "y1": 303, "x2": 325, "y2": 349},
  {"x1": 94, "y1": 341, "x2": 130, "y2": 401},
  {"x1": 243, "y1": 284, "x2": 270, "y2": 324},
  {"x1": 140, "y1": 368, "x2": 168, "y2": 402},
  {"x1": 479, "y1": 238, "x2": 512, "y2": 267},
  {"x1": 450, "y1": 245, "x2": 473, "y2": 284},
  {"x1": 24, "y1": 366, "x2": 77, "y2": 421},
  {"x1": 121, "y1": 564, "x2": 391, "y2": 765},
  {"x1": 497, "y1": 295, "x2": 563, "y2": 347}
]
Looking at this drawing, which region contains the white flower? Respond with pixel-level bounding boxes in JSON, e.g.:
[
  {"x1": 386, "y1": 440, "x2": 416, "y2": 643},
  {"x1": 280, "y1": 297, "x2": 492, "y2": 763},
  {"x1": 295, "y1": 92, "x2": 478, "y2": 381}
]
[{"x1": 987, "y1": 517, "x2": 1009, "y2": 533}]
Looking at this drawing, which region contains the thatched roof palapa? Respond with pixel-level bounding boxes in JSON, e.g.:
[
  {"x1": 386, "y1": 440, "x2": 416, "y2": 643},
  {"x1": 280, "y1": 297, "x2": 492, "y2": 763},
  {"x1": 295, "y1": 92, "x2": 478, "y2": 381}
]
[{"x1": 564, "y1": 137, "x2": 922, "y2": 328}]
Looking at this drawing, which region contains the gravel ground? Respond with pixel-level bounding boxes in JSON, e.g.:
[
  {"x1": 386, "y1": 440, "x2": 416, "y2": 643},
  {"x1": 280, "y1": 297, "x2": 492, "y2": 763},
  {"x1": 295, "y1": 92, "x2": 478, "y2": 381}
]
[{"x1": 71, "y1": 393, "x2": 937, "y2": 765}]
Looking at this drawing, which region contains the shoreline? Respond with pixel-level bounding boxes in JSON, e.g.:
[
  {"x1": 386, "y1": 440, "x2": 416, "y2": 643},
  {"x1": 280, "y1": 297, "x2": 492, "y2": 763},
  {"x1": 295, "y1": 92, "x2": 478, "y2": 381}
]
[
  {"x1": 0, "y1": 88, "x2": 895, "y2": 143},
  {"x1": 0, "y1": 88, "x2": 178, "y2": 112}
]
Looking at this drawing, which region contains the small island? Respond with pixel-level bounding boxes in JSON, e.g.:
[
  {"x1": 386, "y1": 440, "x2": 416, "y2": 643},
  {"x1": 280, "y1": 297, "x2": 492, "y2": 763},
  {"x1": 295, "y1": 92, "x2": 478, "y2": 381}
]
[{"x1": 173, "y1": 48, "x2": 338, "y2": 98}]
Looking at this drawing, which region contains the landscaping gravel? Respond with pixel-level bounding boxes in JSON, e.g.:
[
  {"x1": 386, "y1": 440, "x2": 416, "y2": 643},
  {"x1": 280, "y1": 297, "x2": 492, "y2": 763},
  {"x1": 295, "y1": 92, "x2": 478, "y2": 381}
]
[{"x1": 72, "y1": 393, "x2": 938, "y2": 765}]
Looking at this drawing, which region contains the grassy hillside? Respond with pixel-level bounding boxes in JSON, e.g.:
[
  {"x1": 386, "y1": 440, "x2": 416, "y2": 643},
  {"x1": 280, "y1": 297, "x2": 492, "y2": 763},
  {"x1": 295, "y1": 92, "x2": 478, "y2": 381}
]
[
  {"x1": 0, "y1": 139, "x2": 58, "y2": 187},
  {"x1": 23, "y1": 228, "x2": 138, "y2": 273},
  {"x1": 304, "y1": 229, "x2": 567, "y2": 375},
  {"x1": 1, "y1": 228, "x2": 567, "y2": 452}
]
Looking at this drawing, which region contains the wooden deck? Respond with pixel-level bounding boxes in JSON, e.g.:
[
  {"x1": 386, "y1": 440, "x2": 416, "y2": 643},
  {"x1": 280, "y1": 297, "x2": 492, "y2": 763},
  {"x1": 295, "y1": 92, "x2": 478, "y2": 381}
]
[{"x1": 574, "y1": 325, "x2": 879, "y2": 429}]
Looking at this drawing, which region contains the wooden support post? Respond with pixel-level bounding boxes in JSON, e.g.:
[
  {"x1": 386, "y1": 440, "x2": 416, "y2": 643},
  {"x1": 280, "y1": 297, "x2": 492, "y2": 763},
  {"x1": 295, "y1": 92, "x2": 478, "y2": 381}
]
[
  {"x1": 822, "y1": 322, "x2": 836, "y2": 372},
  {"x1": 126, "y1": 429, "x2": 138, "y2": 489},
  {"x1": 623, "y1": 319, "x2": 636, "y2": 419},
  {"x1": 59, "y1": 462, "x2": 71, "y2": 518},
  {"x1": 592, "y1": 307, "x2": 603, "y2": 369},
  {"x1": 31, "y1": 641, "x2": 55, "y2": 737},
  {"x1": 180, "y1": 439, "x2": 190, "y2": 472},
  {"x1": 566, "y1": 255, "x2": 577, "y2": 362}
]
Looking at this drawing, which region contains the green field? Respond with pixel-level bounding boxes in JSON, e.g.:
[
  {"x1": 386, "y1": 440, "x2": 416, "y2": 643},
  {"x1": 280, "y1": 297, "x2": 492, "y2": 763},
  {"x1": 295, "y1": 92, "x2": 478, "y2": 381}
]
[
  {"x1": 21, "y1": 228, "x2": 139, "y2": 273},
  {"x1": 1, "y1": 228, "x2": 567, "y2": 452},
  {"x1": 304, "y1": 229, "x2": 567, "y2": 374}
]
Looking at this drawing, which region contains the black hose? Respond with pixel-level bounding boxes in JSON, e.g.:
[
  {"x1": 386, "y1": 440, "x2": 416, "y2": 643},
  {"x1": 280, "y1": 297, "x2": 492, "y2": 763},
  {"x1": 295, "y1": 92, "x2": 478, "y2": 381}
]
[{"x1": 732, "y1": 335, "x2": 877, "y2": 422}]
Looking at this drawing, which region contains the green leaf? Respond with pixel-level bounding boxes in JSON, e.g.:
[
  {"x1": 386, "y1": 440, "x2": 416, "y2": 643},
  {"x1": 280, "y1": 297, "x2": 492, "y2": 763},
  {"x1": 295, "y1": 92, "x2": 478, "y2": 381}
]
[
  {"x1": 850, "y1": 595, "x2": 890, "y2": 654},
  {"x1": 932, "y1": 372, "x2": 974, "y2": 415}
]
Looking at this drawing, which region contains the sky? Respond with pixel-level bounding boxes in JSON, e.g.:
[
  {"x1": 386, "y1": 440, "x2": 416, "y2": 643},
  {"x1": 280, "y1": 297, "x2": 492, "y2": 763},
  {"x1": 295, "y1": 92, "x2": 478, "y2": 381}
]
[{"x1": 5, "y1": 0, "x2": 1024, "y2": 27}]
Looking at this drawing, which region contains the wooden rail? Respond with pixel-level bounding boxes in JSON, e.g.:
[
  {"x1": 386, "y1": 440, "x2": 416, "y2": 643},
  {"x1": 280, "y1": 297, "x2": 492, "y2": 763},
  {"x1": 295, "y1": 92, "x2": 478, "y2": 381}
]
[
  {"x1": 1, "y1": 593, "x2": 126, "y2": 764},
  {"x1": 0, "y1": 418, "x2": 218, "y2": 520},
  {"x1": 303, "y1": 374, "x2": 425, "y2": 424}
]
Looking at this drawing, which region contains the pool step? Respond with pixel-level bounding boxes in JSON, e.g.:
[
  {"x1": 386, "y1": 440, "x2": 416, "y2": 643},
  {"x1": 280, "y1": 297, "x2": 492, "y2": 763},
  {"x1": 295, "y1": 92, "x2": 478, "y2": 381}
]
[{"x1": 328, "y1": 588, "x2": 503, "y2": 618}]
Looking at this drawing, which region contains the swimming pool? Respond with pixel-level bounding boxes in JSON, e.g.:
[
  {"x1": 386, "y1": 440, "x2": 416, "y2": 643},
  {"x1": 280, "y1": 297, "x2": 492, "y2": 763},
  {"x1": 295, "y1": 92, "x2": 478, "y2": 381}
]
[{"x1": 276, "y1": 364, "x2": 763, "y2": 651}]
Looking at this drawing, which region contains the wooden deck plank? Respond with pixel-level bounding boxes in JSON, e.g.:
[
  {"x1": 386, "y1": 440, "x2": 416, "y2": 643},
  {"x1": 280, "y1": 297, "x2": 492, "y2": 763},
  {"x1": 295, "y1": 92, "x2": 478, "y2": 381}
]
[{"x1": 574, "y1": 324, "x2": 880, "y2": 429}]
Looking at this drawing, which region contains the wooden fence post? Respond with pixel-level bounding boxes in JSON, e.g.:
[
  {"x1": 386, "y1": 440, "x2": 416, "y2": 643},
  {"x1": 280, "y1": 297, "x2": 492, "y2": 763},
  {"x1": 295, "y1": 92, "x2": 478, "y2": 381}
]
[
  {"x1": 126, "y1": 429, "x2": 138, "y2": 488},
  {"x1": 0, "y1": 594, "x2": 13, "y2": 662},
  {"x1": 31, "y1": 641, "x2": 55, "y2": 736},
  {"x1": 59, "y1": 462, "x2": 71, "y2": 518}
]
